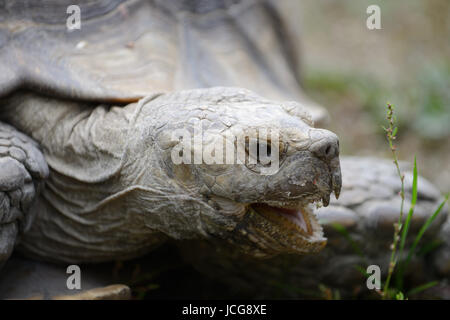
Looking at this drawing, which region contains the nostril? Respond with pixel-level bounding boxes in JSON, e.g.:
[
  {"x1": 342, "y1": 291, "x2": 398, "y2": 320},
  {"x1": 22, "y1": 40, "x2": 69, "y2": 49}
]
[
  {"x1": 310, "y1": 138, "x2": 339, "y2": 160},
  {"x1": 308, "y1": 129, "x2": 340, "y2": 161},
  {"x1": 318, "y1": 143, "x2": 334, "y2": 159}
]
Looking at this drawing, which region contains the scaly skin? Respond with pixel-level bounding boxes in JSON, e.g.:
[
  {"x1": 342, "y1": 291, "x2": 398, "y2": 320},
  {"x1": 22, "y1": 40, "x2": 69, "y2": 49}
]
[
  {"x1": 0, "y1": 121, "x2": 48, "y2": 267},
  {"x1": 0, "y1": 87, "x2": 341, "y2": 263}
]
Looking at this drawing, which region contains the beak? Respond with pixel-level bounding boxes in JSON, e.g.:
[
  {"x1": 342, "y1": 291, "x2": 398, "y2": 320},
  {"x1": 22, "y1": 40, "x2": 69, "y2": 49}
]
[{"x1": 330, "y1": 157, "x2": 342, "y2": 200}]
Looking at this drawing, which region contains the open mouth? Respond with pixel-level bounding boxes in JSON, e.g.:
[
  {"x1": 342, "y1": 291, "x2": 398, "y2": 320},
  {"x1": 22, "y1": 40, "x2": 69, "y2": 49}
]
[
  {"x1": 248, "y1": 193, "x2": 329, "y2": 244},
  {"x1": 246, "y1": 159, "x2": 341, "y2": 242},
  {"x1": 250, "y1": 203, "x2": 316, "y2": 236},
  {"x1": 228, "y1": 196, "x2": 330, "y2": 255}
]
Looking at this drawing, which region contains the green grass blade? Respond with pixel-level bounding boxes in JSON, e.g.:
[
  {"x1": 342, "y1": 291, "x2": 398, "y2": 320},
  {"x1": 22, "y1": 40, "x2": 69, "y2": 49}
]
[
  {"x1": 396, "y1": 157, "x2": 418, "y2": 288},
  {"x1": 407, "y1": 281, "x2": 438, "y2": 296},
  {"x1": 399, "y1": 156, "x2": 418, "y2": 255},
  {"x1": 404, "y1": 193, "x2": 449, "y2": 268},
  {"x1": 354, "y1": 265, "x2": 369, "y2": 277}
]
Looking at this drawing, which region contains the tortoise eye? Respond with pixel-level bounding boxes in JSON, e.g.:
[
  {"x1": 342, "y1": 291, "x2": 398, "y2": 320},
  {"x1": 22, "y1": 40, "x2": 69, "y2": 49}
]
[{"x1": 244, "y1": 138, "x2": 286, "y2": 168}]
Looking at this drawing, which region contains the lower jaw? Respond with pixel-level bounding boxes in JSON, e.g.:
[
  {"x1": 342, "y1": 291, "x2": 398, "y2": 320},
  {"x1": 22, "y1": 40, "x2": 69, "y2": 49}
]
[{"x1": 246, "y1": 203, "x2": 326, "y2": 254}]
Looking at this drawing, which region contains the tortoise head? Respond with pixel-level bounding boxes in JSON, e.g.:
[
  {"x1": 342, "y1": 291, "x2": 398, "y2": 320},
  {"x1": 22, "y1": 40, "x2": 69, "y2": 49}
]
[{"x1": 131, "y1": 87, "x2": 341, "y2": 257}]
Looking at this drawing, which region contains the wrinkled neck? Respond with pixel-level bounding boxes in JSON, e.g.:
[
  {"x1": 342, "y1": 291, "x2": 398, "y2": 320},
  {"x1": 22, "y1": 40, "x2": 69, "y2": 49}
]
[
  {"x1": 1, "y1": 91, "x2": 143, "y2": 183},
  {"x1": 0, "y1": 91, "x2": 172, "y2": 262}
]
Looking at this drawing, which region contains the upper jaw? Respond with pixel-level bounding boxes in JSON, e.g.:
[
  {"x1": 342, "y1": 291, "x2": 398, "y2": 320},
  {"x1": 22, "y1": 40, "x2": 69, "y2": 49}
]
[
  {"x1": 258, "y1": 159, "x2": 342, "y2": 209},
  {"x1": 329, "y1": 157, "x2": 342, "y2": 200},
  {"x1": 261, "y1": 189, "x2": 333, "y2": 210}
]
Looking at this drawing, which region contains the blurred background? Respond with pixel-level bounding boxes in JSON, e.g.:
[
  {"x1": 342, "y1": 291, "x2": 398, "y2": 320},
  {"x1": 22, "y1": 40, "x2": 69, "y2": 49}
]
[{"x1": 296, "y1": 0, "x2": 449, "y2": 192}]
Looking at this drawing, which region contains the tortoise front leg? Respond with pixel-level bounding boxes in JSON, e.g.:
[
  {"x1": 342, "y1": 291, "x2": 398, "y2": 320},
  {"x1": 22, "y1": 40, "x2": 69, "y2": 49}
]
[{"x1": 0, "y1": 121, "x2": 48, "y2": 268}]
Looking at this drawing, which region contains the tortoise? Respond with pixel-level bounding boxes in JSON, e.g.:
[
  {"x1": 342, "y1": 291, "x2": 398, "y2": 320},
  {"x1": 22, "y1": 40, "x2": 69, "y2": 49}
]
[
  {"x1": 0, "y1": 0, "x2": 447, "y2": 299},
  {"x1": 0, "y1": 0, "x2": 342, "y2": 273}
]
